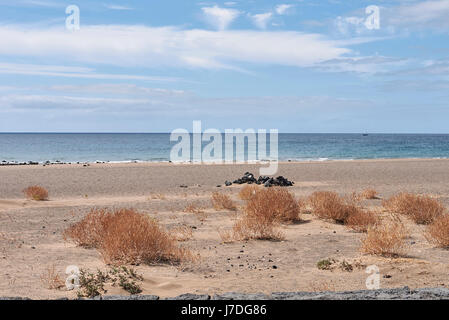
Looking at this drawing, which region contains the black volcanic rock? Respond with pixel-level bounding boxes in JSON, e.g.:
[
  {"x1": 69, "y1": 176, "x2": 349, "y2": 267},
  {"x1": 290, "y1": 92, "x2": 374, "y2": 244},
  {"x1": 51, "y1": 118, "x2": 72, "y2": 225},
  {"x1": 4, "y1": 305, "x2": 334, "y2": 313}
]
[{"x1": 227, "y1": 172, "x2": 294, "y2": 187}]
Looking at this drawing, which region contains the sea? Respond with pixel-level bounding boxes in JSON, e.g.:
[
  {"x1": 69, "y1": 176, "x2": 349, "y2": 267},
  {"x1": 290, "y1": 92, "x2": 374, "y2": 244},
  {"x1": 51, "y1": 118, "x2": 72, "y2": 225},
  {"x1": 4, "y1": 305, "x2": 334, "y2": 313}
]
[{"x1": 1, "y1": 133, "x2": 449, "y2": 164}]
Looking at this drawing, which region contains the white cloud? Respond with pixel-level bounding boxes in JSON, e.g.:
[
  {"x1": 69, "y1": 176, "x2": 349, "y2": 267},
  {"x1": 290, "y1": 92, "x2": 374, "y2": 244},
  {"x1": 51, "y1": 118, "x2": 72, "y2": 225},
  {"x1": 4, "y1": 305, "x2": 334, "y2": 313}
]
[
  {"x1": 201, "y1": 5, "x2": 240, "y2": 30},
  {"x1": 275, "y1": 4, "x2": 293, "y2": 15},
  {"x1": 249, "y1": 12, "x2": 273, "y2": 29},
  {"x1": 103, "y1": 4, "x2": 133, "y2": 11},
  {"x1": 390, "y1": 0, "x2": 449, "y2": 27},
  {"x1": 0, "y1": 24, "x2": 355, "y2": 70},
  {"x1": 15, "y1": 0, "x2": 62, "y2": 8},
  {"x1": 0, "y1": 62, "x2": 179, "y2": 81},
  {"x1": 49, "y1": 84, "x2": 186, "y2": 96},
  {"x1": 316, "y1": 56, "x2": 409, "y2": 74},
  {"x1": 0, "y1": 91, "x2": 365, "y2": 118}
]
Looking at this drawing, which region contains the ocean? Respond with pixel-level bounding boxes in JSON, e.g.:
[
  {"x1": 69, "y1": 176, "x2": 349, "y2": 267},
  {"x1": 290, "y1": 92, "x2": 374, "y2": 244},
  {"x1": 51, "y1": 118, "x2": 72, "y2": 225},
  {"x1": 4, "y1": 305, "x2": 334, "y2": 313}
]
[{"x1": 1, "y1": 133, "x2": 449, "y2": 164}]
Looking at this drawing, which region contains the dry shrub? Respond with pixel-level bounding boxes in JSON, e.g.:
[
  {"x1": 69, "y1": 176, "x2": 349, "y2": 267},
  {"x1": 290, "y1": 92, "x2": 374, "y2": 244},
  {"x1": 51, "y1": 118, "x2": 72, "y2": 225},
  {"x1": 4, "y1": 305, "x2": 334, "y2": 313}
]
[
  {"x1": 308, "y1": 191, "x2": 355, "y2": 224},
  {"x1": 63, "y1": 208, "x2": 110, "y2": 248},
  {"x1": 183, "y1": 203, "x2": 208, "y2": 221},
  {"x1": 345, "y1": 208, "x2": 379, "y2": 233},
  {"x1": 217, "y1": 228, "x2": 234, "y2": 243},
  {"x1": 361, "y1": 219, "x2": 408, "y2": 257},
  {"x1": 245, "y1": 187, "x2": 302, "y2": 223},
  {"x1": 232, "y1": 188, "x2": 301, "y2": 241},
  {"x1": 40, "y1": 265, "x2": 64, "y2": 290},
  {"x1": 171, "y1": 226, "x2": 193, "y2": 242},
  {"x1": 183, "y1": 202, "x2": 204, "y2": 214},
  {"x1": 23, "y1": 185, "x2": 48, "y2": 201},
  {"x1": 425, "y1": 214, "x2": 449, "y2": 248},
  {"x1": 360, "y1": 189, "x2": 379, "y2": 200},
  {"x1": 64, "y1": 208, "x2": 191, "y2": 265},
  {"x1": 238, "y1": 185, "x2": 260, "y2": 200},
  {"x1": 211, "y1": 192, "x2": 237, "y2": 211},
  {"x1": 383, "y1": 192, "x2": 445, "y2": 224},
  {"x1": 150, "y1": 193, "x2": 166, "y2": 200},
  {"x1": 232, "y1": 216, "x2": 285, "y2": 241}
]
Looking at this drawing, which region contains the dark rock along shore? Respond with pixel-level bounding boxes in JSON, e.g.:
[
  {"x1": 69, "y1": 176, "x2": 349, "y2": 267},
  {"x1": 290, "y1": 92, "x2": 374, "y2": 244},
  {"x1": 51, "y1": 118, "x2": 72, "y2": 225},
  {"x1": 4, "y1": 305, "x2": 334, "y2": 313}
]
[{"x1": 2, "y1": 287, "x2": 449, "y2": 300}]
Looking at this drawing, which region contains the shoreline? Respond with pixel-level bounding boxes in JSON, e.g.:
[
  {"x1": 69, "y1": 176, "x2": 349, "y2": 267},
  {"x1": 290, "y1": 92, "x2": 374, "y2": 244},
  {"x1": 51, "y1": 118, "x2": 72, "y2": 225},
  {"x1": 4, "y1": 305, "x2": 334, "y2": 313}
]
[{"x1": 1, "y1": 156, "x2": 449, "y2": 168}]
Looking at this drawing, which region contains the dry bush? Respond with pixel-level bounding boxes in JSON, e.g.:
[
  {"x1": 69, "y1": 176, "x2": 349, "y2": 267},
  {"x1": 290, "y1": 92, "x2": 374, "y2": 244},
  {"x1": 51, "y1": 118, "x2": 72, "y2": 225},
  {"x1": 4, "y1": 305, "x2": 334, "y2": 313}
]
[
  {"x1": 231, "y1": 188, "x2": 300, "y2": 241},
  {"x1": 40, "y1": 265, "x2": 64, "y2": 290},
  {"x1": 383, "y1": 192, "x2": 445, "y2": 224},
  {"x1": 63, "y1": 208, "x2": 110, "y2": 248},
  {"x1": 425, "y1": 214, "x2": 449, "y2": 248},
  {"x1": 238, "y1": 185, "x2": 260, "y2": 200},
  {"x1": 245, "y1": 187, "x2": 302, "y2": 223},
  {"x1": 345, "y1": 208, "x2": 379, "y2": 233},
  {"x1": 183, "y1": 203, "x2": 208, "y2": 221},
  {"x1": 309, "y1": 191, "x2": 379, "y2": 230},
  {"x1": 217, "y1": 228, "x2": 234, "y2": 243},
  {"x1": 64, "y1": 208, "x2": 191, "y2": 265},
  {"x1": 211, "y1": 192, "x2": 237, "y2": 211},
  {"x1": 360, "y1": 189, "x2": 379, "y2": 200},
  {"x1": 23, "y1": 185, "x2": 48, "y2": 201},
  {"x1": 360, "y1": 219, "x2": 408, "y2": 257},
  {"x1": 150, "y1": 193, "x2": 166, "y2": 200},
  {"x1": 183, "y1": 202, "x2": 204, "y2": 214},
  {"x1": 308, "y1": 191, "x2": 354, "y2": 224},
  {"x1": 171, "y1": 226, "x2": 193, "y2": 242},
  {"x1": 232, "y1": 216, "x2": 285, "y2": 241}
]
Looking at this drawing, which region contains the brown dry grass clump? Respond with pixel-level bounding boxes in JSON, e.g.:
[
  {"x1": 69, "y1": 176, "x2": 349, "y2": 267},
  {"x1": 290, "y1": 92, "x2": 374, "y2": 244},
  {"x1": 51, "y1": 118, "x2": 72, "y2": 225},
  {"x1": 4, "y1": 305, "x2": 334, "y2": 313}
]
[
  {"x1": 211, "y1": 192, "x2": 237, "y2": 211},
  {"x1": 170, "y1": 226, "x2": 193, "y2": 242},
  {"x1": 232, "y1": 215, "x2": 285, "y2": 241},
  {"x1": 360, "y1": 189, "x2": 379, "y2": 200},
  {"x1": 23, "y1": 185, "x2": 48, "y2": 201},
  {"x1": 40, "y1": 265, "x2": 64, "y2": 290},
  {"x1": 383, "y1": 192, "x2": 445, "y2": 224},
  {"x1": 150, "y1": 193, "x2": 166, "y2": 200},
  {"x1": 232, "y1": 188, "x2": 301, "y2": 241},
  {"x1": 308, "y1": 191, "x2": 359, "y2": 224},
  {"x1": 425, "y1": 214, "x2": 449, "y2": 248},
  {"x1": 238, "y1": 185, "x2": 260, "y2": 200},
  {"x1": 245, "y1": 187, "x2": 302, "y2": 223},
  {"x1": 360, "y1": 219, "x2": 408, "y2": 257},
  {"x1": 183, "y1": 202, "x2": 204, "y2": 214},
  {"x1": 64, "y1": 208, "x2": 192, "y2": 265},
  {"x1": 345, "y1": 209, "x2": 379, "y2": 233},
  {"x1": 183, "y1": 202, "x2": 208, "y2": 221},
  {"x1": 217, "y1": 228, "x2": 234, "y2": 243}
]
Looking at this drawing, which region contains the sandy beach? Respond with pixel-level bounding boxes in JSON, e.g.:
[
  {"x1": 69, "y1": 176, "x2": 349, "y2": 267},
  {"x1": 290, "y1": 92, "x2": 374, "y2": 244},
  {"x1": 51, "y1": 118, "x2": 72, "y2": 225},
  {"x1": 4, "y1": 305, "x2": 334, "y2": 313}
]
[{"x1": 1, "y1": 159, "x2": 449, "y2": 299}]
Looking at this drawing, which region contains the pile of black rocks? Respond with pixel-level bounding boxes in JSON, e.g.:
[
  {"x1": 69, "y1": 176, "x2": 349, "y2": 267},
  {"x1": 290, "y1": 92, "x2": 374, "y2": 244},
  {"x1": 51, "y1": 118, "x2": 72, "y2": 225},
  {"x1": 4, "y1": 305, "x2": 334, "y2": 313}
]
[{"x1": 225, "y1": 172, "x2": 294, "y2": 187}]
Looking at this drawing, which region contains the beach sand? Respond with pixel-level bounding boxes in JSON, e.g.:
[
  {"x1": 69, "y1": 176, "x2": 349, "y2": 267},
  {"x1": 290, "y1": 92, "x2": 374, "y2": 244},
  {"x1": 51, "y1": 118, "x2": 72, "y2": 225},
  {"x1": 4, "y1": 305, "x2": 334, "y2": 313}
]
[{"x1": 1, "y1": 159, "x2": 449, "y2": 299}]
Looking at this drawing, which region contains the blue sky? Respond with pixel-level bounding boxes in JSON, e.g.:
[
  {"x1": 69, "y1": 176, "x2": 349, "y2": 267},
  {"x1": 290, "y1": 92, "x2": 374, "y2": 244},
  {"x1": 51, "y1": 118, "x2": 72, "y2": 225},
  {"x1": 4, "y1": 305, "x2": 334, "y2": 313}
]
[{"x1": 0, "y1": 0, "x2": 448, "y2": 132}]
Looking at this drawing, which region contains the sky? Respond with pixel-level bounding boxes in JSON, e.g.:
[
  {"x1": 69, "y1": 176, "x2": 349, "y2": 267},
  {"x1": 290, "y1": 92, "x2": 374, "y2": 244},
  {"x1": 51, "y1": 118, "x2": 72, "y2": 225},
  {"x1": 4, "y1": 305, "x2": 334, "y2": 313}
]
[{"x1": 0, "y1": 0, "x2": 448, "y2": 133}]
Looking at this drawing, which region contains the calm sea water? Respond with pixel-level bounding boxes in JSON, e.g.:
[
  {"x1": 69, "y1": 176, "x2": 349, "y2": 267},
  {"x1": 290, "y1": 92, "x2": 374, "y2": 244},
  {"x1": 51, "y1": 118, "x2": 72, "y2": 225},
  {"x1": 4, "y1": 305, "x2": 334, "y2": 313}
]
[{"x1": 1, "y1": 133, "x2": 449, "y2": 163}]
